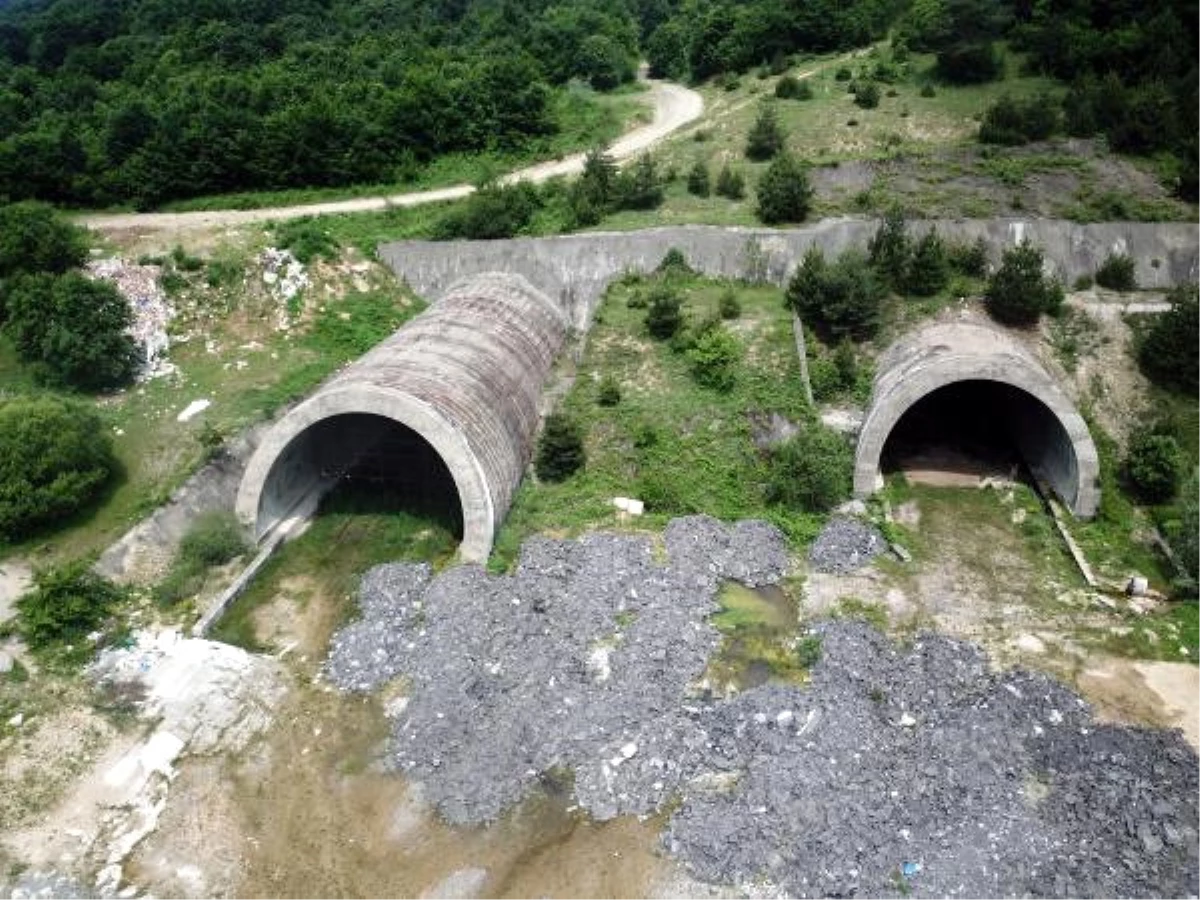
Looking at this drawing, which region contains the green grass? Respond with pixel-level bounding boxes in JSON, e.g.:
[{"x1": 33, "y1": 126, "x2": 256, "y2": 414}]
[
  {"x1": 152, "y1": 86, "x2": 646, "y2": 214},
  {"x1": 210, "y1": 488, "x2": 459, "y2": 650},
  {"x1": 1085, "y1": 600, "x2": 1199, "y2": 663},
  {"x1": 489, "y1": 272, "x2": 828, "y2": 572}
]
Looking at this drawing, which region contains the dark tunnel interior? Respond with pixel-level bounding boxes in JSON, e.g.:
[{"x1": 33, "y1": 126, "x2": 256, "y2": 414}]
[
  {"x1": 264, "y1": 413, "x2": 463, "y2": 537},
  {"x1": 881, "y1": 380, "x2": 1076, "y2": 494}
]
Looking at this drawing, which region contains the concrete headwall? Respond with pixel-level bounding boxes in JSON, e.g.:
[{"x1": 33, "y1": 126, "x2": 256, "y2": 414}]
[
  {"x1": 855, "y1": 321, "x2": 1101, "y2": 517},
  {"x1": 379, "y1": 219, "x2": 1199, "y2": 324},
  {"x1": 236, "y1": 272, "x2": 568, "y2": 562}
]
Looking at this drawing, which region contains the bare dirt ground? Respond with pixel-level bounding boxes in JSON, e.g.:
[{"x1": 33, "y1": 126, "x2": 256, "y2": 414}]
[{"x1": 80, "y1": 79, "x2": 703, "y2": 238}]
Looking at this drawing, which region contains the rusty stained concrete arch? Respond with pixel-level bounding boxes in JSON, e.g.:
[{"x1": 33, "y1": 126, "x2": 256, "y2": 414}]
[
  {"x1": 854, "y1": 320, "x2": 1100, "y2": 518},
  {"x1": 236, "y1": 271, "x2": 569, "y2": 562}
]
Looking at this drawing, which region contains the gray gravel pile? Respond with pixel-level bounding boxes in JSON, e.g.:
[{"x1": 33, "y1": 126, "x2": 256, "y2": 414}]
[
  {"x1": 324, "y1": 516, "x2": 789, "y2": 824},
  {"x1": 808, "y1": 516, "x2": 888, "y2": 573},
  {"x1": 324, "y1": 517, "x2": 1199, "y2": 897}
]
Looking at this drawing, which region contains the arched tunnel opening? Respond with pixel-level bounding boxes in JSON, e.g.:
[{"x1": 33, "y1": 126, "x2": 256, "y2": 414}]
[
  {"x1": 259, "y1": 413, "x2": 463, "y2": 540},
  {"x1": 879, "y1": 379, "x2": 1079, "y2": 498}
]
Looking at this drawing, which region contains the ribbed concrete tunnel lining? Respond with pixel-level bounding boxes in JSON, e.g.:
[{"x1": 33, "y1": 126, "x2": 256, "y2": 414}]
[
  {"x1": 236, "y1": 272, "x2": 569, "y2": 562},
  {"x1": 855, "y1": 322, "x2": 1100, "y2": 517}
]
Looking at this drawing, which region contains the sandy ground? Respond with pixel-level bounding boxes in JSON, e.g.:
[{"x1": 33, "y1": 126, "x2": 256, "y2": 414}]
[
  {"x1": 79, "y1": 79, "x2": 703, "y2": 237},
  {"x1": 0, "y1": 560, "x2": 31, "y2": 624}
]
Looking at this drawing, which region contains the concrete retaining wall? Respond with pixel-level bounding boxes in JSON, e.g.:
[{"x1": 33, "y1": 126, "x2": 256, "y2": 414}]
[{"x1": 379, "y1": 219, "x2": 1199, "y2": 324}]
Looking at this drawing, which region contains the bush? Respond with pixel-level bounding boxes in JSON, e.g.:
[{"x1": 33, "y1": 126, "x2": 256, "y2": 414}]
[
  {"x1": 978, "y1": 95, "x2": 1059, "y2": 145},
  {"x1": 17, "y1": 561, "x2": 124, "y2": 650},
  {"x1": 936, "y1": 41, "x2": 1002, "y2": 84},
  {"x1": 1167, "y1": 469, "x2": 1199, "y2": 587},
  {"x1": 180, "y1": 511, "x2": 248, "y2": 567},
  {"x1": 835, "y1": 67, "x2": 853, "y2": 81},
  {"x1": 0, "y1": 201, "x2": 87, "y2": 284},
  {"x1": 904, "y1": 229, "x2": 950, "y2": 296},
  {"x1": 833, "y1": 338, "x2": 858, "y2": 389},
  {"x1": 984, "y1": 240, "x2": 1063, "y2": 326},
  {"x1": 3, "y1": 273, "x2": 140, "y2": 390},
  {"x1": 614, "y1": 154, "x2": 664, "y2": 210},
  {"x1": 535, "y1": 412, "x2": 585, "y2": 482},
  {"x1": 655, "y1": 248, "x2": 695, "y2": 276},
  {"x1": 755, "y1": 153, "x2": 812, "y2": 225},
  {"x1": 919, "y1": 84, "x2": 936, "y2": 98},
  {"x1": 949, "y1": 236, "x2": 989, "y2": 277},
  {"x1": 686, "y1": 160, "x2": 711, "y2": 197},
  {"x1": 745, "y1": 104, "x2": 786, "y2": 161},
  {"x1": 854, "y1": 81, "x2": 881, "y2": 109},
  {"x1": 1125, "y1": 433, "x2": 1183, "y2": 504},
  {"x1": 0, "y1": 395, "x2": 117, "y2": 542},
  {"x1": 597, "y1": 375, "x2": 621, "y2": 407},
  {"x1": 786, "y1": 247, "x2": 885, "y2": 341},
  {"x1": 718, "y1": 290, "x2": 741, "y2": 319},
  {"x1": 867, "y1": 207, "x2": 910, "y2": 290},
  {"x1": 1095, "y1": 252, "x2": 1137, "y2": 291},
  {"x1": 715, "y1": 164, "x2": 746, "y2": 200},
  {"x1": 686, "y1": 325, "x2": 743, "y2": 391},
  {"x1": 435, "y1": 181, "x2": 541, "y2": 240},
  {"x1": 274, "y1": 219, "x2": 340, "y2": 263},
  {"x1": 1136, "y1": 285, "x2": 1198, "y2": 394},
  {"x1": 775, "y1": 75, "x2": 812, "y2": 100},
  {"x1": 645, "y1": 285, "x2": 684, "y2": 339},
  {"x1": 766, "y1": 426, "x2": 853, "y2": 512}
]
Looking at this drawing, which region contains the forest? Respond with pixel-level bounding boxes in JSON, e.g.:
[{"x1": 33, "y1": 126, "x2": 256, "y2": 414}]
[{"x1": 0, "y1": 0, "x2": 1194, "y2": 208}]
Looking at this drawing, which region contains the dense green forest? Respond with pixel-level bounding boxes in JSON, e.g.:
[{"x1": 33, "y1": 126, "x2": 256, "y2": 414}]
[{"x1": 0, "y1": 0, "x2": 1194, "y2": 208}]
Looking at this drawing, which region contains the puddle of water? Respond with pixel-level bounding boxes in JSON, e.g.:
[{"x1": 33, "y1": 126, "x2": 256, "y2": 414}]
[{"x1": 705, "y1": 582, "x2": 804, "y2": 693}]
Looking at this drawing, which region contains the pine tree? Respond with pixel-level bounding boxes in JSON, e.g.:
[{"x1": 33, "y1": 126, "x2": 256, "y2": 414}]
[
  {"x1": 904, "y1": 229, "x2": 950, "y2": 296},
  {"x1": 745, "y1": 104, "x2": 785, "y2": 161},
  {"x1": 687, "y1": 159, "x2": 711, "y2": 197}
]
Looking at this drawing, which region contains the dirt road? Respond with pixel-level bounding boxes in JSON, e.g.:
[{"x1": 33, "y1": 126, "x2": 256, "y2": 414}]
[{"x1": 81, "y1": 80, "x2": 703, "y2": 236}]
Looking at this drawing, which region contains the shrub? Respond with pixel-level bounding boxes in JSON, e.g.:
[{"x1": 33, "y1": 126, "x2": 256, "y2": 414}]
[
  {"x1": 0, "y1": 395, "x2": 117, "y2": 542},
  {"x1": 686, "y1": 325, "x2": 743, "y2": 391},
  {"x1": 936, "y1": 41, "x2": 1002, "y2": 85},
  {"x1": 686, "y1": 160, "x2": 711, "y2": 197},
  {"x1": 745, "y1": 104, "x2": 786, "y2": 161},
  {"x1": 904, "y1": 229, "x2": 950, "y2": 296},
  {"x1": 835, "y1": 67, "x2": 853, "y2": 81},
  {"x1": 854, "y1": 81, "x2": 881, "y2": 109},
  {"x1": 1167, "y1": 469, "x2": 1199, "y2": 587},
  {"x1": 786, "y1": 247, "x2": 885, "y2": 341},
  {"x1": 614, "y1": 154, "x2": 664, "y2": 210},
  {"x1": 435, "y1": 181, "x2": 541, "y2": 240},
  {"x1": 978, "y1": 95, "x2": 1059, "y2": 145},
  {"x1": 755, "y1": 153, "x2": 812, "y2": 224},
  {"x1": 949, "y1": 236, "x2": 989, "y2": 277},
  {"x1": 718, "y1": 290, "x2": 742, "y2": 319},
  {"x1": 597, "y1": 375, "x2": 621, "y2": 407},
  {"x1": 833, "y1": 338, "x2": 858, "y2": 388},
  {"x1": 1125, "y1": 433, "x2": 1183, "y2": 504},
  {"x1": 535, "y1": 412, "x2": 585, "y2": 482},
  {"x1": 775, "y1": 75, "x2": 812, "y2": 100},
  {"x1": 17, "y1": 561, "x2": 124, "y2": 650},
  {"x1": 766, "y1": 426, "x2": 853, "y2": 512},
  {"x1": 1073, "y1": 274, "x2": 1095, "y2": 291},
  {"x1": 274, "y1": 219, "x2": 340, "y2": 263},
  {"x1": 1136, "y1": 285, "x2": 1198, "y2": 394},
  {"x1": 715, "y1": 164, "x2": 746, "y2": 200},
  {"x1": 919, "y1": 84, "x2": 936, "y2": 98},
  {"x1": 984, "y1": 240, "x2": 1063, "y2": 326},
  {"x1": 867, "y1": 207, "x2": 910, "y2": 290},
  {"x1": 0, "y1": 202, "x2": 88, "y2": 285},
  {"x1": 169, "y1": 245, "x2": 204, "y2": 272},
  {"x1": 3, "y1": 273, "x2": 141, "y2": 390},
  {"x1": 655, "y1": 247, "x2": 695, "y2": 276},
  {"x1": 1095, "y1": 252, "x2": 1137, "y2": 291},
  {"x1": 645, "y1": 285, "x2": 684, "y2": 339},
  {"x1": 180, "y1": 511, "x2": 248, "y2": 567}
]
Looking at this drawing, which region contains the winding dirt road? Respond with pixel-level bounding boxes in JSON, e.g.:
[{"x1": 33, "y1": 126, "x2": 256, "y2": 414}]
[{"x1": 81, "y1": 79, "x2": 703, "y2": 235}]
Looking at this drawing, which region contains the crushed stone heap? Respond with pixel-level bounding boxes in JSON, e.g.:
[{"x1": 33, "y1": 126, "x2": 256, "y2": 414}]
[{"x1": 324, "y1": 516, "x2": 1198, "y2": 899}]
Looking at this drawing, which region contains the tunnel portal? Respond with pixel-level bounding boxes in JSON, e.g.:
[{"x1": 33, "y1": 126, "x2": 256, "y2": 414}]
[
  {"x1": 236, "y1": 272, "x2": 569, "y2": 562},
  {"x1": 855, "y1": 321, "x2": 1099, "y2": 517}
]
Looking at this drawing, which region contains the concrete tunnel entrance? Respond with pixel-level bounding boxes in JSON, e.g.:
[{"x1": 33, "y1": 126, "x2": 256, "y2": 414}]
[
  {"x1": 880, "y1": 380, "x2": 1075, "y2": 489},
  {"x1": 261, "y1": 412, "x2": 464, "y2": 534},
  {"x1": 236, "y1": 272, "x2": 570, "y2": 562},
  {"x1": 854, "y1": 321, "x2": 1100, "y2": 518}
]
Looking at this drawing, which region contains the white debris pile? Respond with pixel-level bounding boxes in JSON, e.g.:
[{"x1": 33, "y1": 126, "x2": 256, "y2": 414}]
[
  {"x1": 259, "y1": 247, "x2": 309, "y2": 329},
  {"x1": 80, "y1": 629, "x2": 287, "y2": 897},
  {"x1": 86, "y1": 259, "x2": 176, "y2": 380}
]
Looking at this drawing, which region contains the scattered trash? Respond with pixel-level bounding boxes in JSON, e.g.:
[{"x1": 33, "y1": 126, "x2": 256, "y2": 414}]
[
  {"x1": 890, "y1": 541, "x2": 912, "y2": 563},
  {"x1": 901, "y1": 861, "x2": 923, "y2": 878},
  {"x1": 1126, "y1": 576, "x2": 1149, "y2": 597},
  {"x1": 613, "y1": 496, "x2": 645, "y2": 516},
  {"x1": 176, "y1": 399, "x2": 211, "y2": 422},
  {"x1": 86, "y1": 259, "x2": 176, "y2": 381}
]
